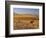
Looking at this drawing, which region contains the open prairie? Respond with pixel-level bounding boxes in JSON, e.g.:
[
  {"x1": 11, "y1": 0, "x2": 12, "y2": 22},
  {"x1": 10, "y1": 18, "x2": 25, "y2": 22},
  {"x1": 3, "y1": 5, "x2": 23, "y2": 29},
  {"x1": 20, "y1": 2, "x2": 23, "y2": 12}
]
[{"x1": 13, "y1": 14, "x2": 39, "y2": 30}]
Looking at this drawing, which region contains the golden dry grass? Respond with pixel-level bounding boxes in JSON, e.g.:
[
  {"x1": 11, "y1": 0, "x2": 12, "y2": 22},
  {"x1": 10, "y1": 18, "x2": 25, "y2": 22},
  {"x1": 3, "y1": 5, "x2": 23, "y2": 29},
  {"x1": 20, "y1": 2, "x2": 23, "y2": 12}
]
[{"x1": 13, "y1": 14, "x2": 39, "y2": 30}]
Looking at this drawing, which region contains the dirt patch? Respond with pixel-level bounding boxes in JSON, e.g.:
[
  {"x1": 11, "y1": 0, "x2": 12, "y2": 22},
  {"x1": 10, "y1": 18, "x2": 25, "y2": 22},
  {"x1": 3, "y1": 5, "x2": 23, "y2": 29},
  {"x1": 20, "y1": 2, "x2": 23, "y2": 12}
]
[{"x1": 13, "y1": 15, "x2": 39, "y2": 30}]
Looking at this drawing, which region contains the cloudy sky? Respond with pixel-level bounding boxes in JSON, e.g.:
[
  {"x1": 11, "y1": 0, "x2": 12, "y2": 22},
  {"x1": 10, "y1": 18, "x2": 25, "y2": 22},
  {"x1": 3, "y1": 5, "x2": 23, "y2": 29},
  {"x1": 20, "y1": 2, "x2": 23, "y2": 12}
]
[{"x1": 13, "y1": 8, "x2": 39, "y2": 16}]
